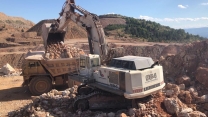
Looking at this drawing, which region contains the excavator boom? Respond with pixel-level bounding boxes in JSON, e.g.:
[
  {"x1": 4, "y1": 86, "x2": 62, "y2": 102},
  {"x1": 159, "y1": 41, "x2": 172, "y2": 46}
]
[{"x1": 42, "y1": 0, "x2": 108, "y2": 61}]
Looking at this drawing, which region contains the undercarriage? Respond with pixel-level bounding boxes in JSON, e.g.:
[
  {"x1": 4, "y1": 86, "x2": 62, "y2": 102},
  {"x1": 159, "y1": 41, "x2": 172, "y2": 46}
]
[{"x1": 73, "y1": 85, "x2": 132, "y2": 111}]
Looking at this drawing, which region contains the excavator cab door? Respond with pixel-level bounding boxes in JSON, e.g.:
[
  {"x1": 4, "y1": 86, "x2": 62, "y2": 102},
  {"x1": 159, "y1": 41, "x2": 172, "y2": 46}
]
[
  {"x1": 79, "y1": 55, "x2": 91, "y2": 77},
  {"x1": 79, "y1": 54, "x2": 100, "y2": 77}
]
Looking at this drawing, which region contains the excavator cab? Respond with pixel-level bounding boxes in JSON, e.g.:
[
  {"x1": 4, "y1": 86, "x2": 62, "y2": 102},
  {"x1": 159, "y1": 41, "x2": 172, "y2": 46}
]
[
  {"x1": 79, "y1": 54, "x2": 100, "y2": 77},
  {"x1": 42, "y1": 23, "x2": 66, "y2": 51}
]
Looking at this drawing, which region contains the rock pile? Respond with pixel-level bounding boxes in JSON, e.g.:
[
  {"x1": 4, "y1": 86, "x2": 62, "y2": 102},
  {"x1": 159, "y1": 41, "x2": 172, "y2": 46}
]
[
  {"x1": 8, "y1": 85, "x2": 171, "y2": 117},
  {"x1": 45, "y1": 42, "x2": 85, "y2": 59},
  {"x1": 8, "y1": 86, "x2": 78, "y2": 117},
  {"x1": 163, "y1": 82, "x2": 207, "y2": 116}
]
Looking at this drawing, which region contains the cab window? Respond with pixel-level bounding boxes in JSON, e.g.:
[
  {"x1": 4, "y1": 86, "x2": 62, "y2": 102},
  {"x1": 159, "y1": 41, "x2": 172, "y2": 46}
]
[
  {"x1": 29, "y1": 62, "x2": 36, "y2": 68},
  {"x1": 80, "y1": 59, "x2": 85, "y2": 68},
  {"x1": 91, "y1": 58, "x2": 99, "y2": 67}
]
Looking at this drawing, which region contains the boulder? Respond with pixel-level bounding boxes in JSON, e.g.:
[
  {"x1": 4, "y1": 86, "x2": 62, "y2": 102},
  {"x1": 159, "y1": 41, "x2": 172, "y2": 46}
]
[
  {"x1": 165, "y1": 83, "x2": 180, "y2": 96},
  {"x1": 107, "y1": 112, "x2": 115, "y2": 117},
  {"x1": 176, "y1": 75, "x2": 191, "y2": 87},
  {"x1": 164, "y1": 98, "x2": 180, "y2": 114},
  {"x1": 199, "y1": 94, "x2": 208, "y2": 103},
  {"x1": 177, "y1": 108, "x2": 193, "y2": 117},
  {"x1": 163, "y1": 97, "x2": 187, "y2": 114},
  {"x1": 0, "y1": 63, "x2": 16, "y2": 75},
  {"x1": 179, "y1": 84, "x2": 185, "y2": 90}
]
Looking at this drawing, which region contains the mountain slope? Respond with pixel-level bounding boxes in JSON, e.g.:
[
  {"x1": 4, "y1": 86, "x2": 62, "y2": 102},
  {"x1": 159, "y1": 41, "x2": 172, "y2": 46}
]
[
  {"x1": 101, "y1": 14, "x2": 205, "y2": 42},
  {"x1": 27, "y1": 19, "x2": 87, "y2": 39},
  {"x1": 0, "y1": 12, "x2": 35, "y2": 41},
  {"x1": 0, "y1": 12, "x2": 34, "y2": 28},
  {"x1": 184, "y1": 27, "x2": 208, "y2": 38}
]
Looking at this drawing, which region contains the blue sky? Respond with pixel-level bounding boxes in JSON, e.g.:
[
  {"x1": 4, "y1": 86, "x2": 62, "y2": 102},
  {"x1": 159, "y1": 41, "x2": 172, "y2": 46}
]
[{"x1": 0, "y1": 0, "x2": 208, "y2": 29}]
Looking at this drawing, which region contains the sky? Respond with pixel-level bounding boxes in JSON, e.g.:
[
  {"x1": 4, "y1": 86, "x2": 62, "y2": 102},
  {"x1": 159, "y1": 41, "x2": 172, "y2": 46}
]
[{"x1": 0, "y1": 0, "x2": 208, "y2": 29}]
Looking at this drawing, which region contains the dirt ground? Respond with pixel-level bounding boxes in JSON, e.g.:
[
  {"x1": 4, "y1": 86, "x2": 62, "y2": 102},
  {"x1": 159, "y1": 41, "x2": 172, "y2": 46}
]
[{"x1": 0, "y1": 76, "x2": 32, "y2": 117}]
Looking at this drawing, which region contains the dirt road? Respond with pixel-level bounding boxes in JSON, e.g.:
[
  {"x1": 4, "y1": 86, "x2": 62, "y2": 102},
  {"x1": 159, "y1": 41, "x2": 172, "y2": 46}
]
[{"x1": 0, "y1": 76, "x2": 32, "y2": 117}]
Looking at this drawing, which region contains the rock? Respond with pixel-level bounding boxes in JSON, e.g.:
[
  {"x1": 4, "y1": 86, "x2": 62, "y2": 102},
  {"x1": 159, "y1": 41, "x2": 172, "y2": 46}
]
[
  {"x1": 165, "y1": 83, "x2": 180, "y2": 96},
  {"x1": 138, "y1": 103, "x2": 146, "y2": 111},
  {"x1": 165, "y1": 83, "x2": 173, "y2": 90},
  {"x1": 176, "y1": 75, "x2": 191, "y2": 87},
  {"x1": 199, "y1": 94, "x2": 208, "y2": 103},
  {"x1": 184, "y1": 91, "x2": 192, "y2": 104},
  {"x1": 188, "y1": 86, "x2": 198, "y2": 97},
  {"x1": 45, "y1": 42, "x2": 85, "y2": 59},
  {"x1": 0, "y1": 63, "x2": 16, "y2": 75},
  {"x1": 164, "y1": 98, "x2": 180, "y2": 114},
  {"x1": 189, "y1": 111, "x2": 207, "y2": 117},
  {"x1": 31, "y1": 96, "x2": 40, "y2": 103},
  {"x1": 70, "y1": 94, "x2": 76, "y2": 98},
  {"x1": 119, "y1": 113, "x2": 127, "y2": 117},
  {"x1": 166, "y1": 90, "x2": 174, "y2": 97},
  {"x1": 107, "y1": 112, "x2": 115, "y2": 117},
  {"x1": 182, "y1": 108, "x2": 193, "y2": 113},
  {"x1": 34, "y1": 111, "x2": 46, "y2": 117},
  {"x1": 128, "y1": 108, "x2": 136, "y2": 116},
  {"x1": 179, "y1": 84, "x2": 185, "y2": 90}
]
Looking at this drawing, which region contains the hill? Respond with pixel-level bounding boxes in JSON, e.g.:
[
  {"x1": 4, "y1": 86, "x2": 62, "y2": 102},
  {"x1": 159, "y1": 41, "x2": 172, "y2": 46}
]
[
  {"x1": 0, "y1": 12, "x2": 35, "y2": 43},
  {"x1": 184, "y1": 27, "x2": 208, "y2": 38},
  {"x1": 101, "y1": 14, "x2": 205, "y2": 42},
  {"x1": 27, "y1": 19, "x2": 87, "y2": 39},
  {"x1": 0, "y1": 12, "x2": 34, "y2": 28}
]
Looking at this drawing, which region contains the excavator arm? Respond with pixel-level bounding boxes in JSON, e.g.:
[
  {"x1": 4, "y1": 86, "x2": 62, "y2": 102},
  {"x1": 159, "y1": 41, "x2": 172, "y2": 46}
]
[{"x1": 42, "y1": 0, "x2": 108, "y2": 61}]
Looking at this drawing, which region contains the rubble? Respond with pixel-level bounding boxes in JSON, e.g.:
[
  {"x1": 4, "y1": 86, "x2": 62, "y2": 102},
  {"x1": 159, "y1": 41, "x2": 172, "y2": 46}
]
[
  {"x1": 45, "y1": 41, "x2": 85, "y2": 59},
  {"x1": 163, "y1": 97, "x2": 186, "y2": 114},
  {"x1": 8, "y1": 86, "x2": 170, "y2": 117}
]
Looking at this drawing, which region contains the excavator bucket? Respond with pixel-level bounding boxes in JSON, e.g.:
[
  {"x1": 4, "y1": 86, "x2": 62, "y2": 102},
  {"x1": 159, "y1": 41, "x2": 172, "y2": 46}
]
[{"x1": 42, "y1": 23, "x2": 66, "y2": 50}]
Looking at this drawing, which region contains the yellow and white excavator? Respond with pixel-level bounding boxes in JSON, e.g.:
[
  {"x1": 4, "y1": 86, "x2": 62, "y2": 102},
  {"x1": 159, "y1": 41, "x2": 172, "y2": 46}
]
[{"x1": 42, "y1": 0, "x2": 165, "y2": 110}]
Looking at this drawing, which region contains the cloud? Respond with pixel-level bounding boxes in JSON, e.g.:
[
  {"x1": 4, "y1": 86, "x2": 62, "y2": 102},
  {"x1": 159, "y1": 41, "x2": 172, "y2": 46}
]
[
  {"x1": 201, "y1": 3, "x2": 208, "y2": 5},
  {"x1": 178, "y1": 5, "x2": 188, "y2": 9},
  {"x1": 138, "y1": 15, "x2": 208, "y2": 29},
  {"x1": 139, "y1": 15, "x2": 162, "y2": 21},
  {"x1": 107, "y1": 12, "x2": 115, "y2": 14},
  {"x1": 139, "y1": 15, "x2": 208, "y2": 22}
]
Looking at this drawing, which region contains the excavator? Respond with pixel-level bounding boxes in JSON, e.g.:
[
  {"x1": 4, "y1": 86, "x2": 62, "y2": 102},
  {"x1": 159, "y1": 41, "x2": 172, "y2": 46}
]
[{"x1": 42, "y1": 0, "x2": 165, "y2": 110}]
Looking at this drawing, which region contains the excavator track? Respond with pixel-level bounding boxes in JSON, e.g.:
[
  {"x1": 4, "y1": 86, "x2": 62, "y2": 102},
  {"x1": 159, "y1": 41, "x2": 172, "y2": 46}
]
[
  {"x1": 73, "y1": 91, "x2": 101, "y2": 110},
  {"x1": 73, "y1": 89, "x2": 132, "y2": 111}
]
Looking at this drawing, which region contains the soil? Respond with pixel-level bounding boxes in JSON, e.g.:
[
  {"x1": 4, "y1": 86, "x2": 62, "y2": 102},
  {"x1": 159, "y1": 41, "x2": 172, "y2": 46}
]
[
  {"x1": 99, "y1": 18, "x2": 126, "y2": 28},
  {"x1": 0, "y1": 76, "x2": 32, "y2": 117}
]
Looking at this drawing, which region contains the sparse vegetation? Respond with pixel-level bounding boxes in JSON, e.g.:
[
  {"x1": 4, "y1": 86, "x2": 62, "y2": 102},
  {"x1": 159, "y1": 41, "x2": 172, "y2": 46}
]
[
  {"x1": 99, "y1": 14, "x2": 126, "y2": 18},
  {"x1": 104, "y1": 16, "x2": 205, "y2": 42},
  {"x1": 15, "y1": 20, "x2": 25, "y2": 25}
]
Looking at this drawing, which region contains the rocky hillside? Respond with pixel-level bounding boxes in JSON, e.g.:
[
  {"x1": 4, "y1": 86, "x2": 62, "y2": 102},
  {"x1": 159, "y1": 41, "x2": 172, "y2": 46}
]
[
  {"x1": 100, "y1": 18, "x2": 126, "y2": 28},
  {"x1": 0, "y1": 12, "x2": 35, "y2": 42},
  {"x1": 0, "y1": 12, "x2": 34, "y2": 28}
]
